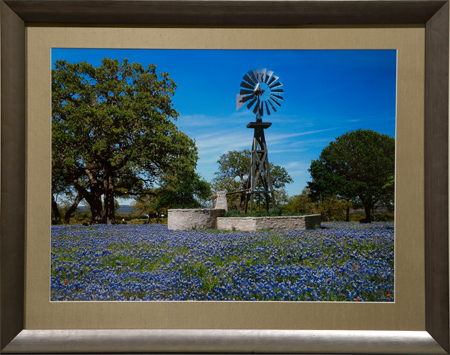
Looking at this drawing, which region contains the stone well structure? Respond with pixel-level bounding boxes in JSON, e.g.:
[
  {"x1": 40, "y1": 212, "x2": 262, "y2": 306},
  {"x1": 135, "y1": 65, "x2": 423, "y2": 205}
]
[
  {"x1": 168, "y1": 209, "x2": 321, "y2": 231},
  {"x1": 168, "y1": 209, "x2": 225, "y2": 230}
]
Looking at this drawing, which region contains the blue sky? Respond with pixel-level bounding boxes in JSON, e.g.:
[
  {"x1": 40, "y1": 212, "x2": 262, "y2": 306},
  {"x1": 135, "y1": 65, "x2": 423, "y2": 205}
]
[{"x1": 52, "y1": 48, "x2": 397, "y2": 204}]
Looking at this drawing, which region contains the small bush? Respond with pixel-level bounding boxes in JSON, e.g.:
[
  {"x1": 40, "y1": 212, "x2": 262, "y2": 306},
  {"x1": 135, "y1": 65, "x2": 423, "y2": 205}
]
[
  {"x1": 269, "y1": 207, "x2": 282, "y2": 216},
  {"x1": 375, "y1": 213, "x2": 394, "y2": 222},
  {"x1": 349, "y1": 214, "x2": 366, "y2": 222},
  {"x1": 375, "y1": 214, "x2": 388, "y2": 222},
  {"x1": 224, "y1": 210, "x2": 241, "y2": 217}
]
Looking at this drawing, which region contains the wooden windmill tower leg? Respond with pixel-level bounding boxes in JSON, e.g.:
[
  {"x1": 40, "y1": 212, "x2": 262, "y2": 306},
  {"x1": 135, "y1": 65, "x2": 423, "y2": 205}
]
[{"x1": 245, "y1": 121, "x2": 276, "y2": 213}]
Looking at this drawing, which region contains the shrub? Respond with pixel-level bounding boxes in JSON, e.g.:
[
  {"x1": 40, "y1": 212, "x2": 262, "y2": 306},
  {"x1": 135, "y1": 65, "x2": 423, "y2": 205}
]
[
  {"x1": 375, "y1": 214, "x2": 388, "y2": 222},
  {"x1": 224, "y1": 210, "x2": 241, "y2": 217},
  {"x1": 349, "y1": 214, "x2": 366, "y2": 222},
  {"x1": 269, "y1": 207, "x2": 282, "y2": 216},
  {"x1": 375, "y1": 213, "x2": 394, "y2": 222}
]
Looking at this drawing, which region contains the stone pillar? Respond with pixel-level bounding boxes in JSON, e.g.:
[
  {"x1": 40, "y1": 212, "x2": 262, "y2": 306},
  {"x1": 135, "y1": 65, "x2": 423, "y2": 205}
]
[{"x1": 215, "y1": 191, "x2": 228, "y2": 211}]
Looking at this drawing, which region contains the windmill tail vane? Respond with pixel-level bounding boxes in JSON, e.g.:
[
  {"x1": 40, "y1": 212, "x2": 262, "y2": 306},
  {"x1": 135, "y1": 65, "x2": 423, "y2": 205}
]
[{"x1": 236, "y1": 68, "x2": 284, "y2": 119}]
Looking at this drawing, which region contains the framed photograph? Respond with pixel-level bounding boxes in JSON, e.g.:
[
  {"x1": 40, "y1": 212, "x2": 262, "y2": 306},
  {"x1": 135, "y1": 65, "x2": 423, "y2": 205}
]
[
  {"x1": 50, "y1": 47, "x2": 397, "y2": 303},
  {"x1": 1, "y1": 1, "x2": 448, "y2": 354}
]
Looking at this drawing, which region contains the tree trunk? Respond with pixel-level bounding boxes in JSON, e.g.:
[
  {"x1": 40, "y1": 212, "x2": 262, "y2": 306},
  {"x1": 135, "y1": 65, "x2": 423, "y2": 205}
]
[
  {"x1": 264, "y1": 194, "x2": 270, "y2": 213},
  {"x1": 52, "y1": 195, "x2": 61, "y2": 224},
  {"x1": 346, "y1": 205, "x2": 350, "y2": 222},
  {"x1": 73, "y1": 175, "x2": 104, "y2": 224},
  {"x1": 363, "y1": 204, "x2": 372, "y2": 223},
  {"x1": 239, "y1": 193, "x2": 246, "y2": 214},
  {"x1": 64, "y1": 193, "x2": 83, "y2": 224},
  {"x1": 104, "y1": 174, "x2": 116, "y2": 225},
  {"x1": 90, "y1": 196, "x2": 104, "y2": 224}
]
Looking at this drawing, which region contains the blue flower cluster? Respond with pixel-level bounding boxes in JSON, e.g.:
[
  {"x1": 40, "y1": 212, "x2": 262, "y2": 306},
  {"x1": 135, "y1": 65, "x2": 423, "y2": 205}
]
[{"x1": 51, "y1": 222, "x2": 394, "y2": 302}]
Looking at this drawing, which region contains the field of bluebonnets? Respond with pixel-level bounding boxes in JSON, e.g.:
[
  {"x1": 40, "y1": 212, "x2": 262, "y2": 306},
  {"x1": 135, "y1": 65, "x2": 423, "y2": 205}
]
[{"x1": 51, "y1": 222, "x2": 394, "y2": 302}]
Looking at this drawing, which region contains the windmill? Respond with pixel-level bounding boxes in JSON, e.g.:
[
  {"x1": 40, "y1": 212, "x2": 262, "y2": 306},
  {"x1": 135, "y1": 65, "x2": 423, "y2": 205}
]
[{"x1": 236, "y1": 68, "x2": 284, "y2": 213}]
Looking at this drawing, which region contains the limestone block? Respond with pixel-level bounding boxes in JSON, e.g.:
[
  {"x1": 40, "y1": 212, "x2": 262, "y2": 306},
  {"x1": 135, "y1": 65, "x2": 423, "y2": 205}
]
[
  {"x1": 168, "y1": 209, "x2": 225, "y2": 230},
  {"x1": 216, "y1": 214, "x2": 321, "y2": 231},
  {"x1": 215, "y1": 191, "x2": 228, "y2": 211},
  {"x1": 216, "y1": 217, "x2": 257, "y2": 231}
]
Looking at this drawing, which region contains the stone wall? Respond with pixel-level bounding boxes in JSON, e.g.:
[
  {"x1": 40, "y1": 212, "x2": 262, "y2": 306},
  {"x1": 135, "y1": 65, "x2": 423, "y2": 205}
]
[
  {"x1": 168, "y1": 209, "x2": 321, "y2": 231},
  {"x1": 216, "y1": 214, "x2": 321, "y2": 231},
  {"x1": 168, "y1": 209, "x2": 225, "y2": 230}
]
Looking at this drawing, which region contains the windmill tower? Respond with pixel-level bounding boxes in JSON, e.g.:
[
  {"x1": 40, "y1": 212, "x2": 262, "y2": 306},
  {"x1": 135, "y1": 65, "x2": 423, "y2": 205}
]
[{"x1": 236, "y1": 68, "x2": 284, "y2": 213}]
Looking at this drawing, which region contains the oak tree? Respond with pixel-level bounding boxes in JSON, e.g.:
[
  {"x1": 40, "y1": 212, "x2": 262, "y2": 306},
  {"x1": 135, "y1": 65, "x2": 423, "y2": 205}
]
[
  {"x1": 308, "y1": 129, "x2": 395, "y2": 222},
  {"x1": 52, "y1": 58, "x2": 198, "y2": 224}
]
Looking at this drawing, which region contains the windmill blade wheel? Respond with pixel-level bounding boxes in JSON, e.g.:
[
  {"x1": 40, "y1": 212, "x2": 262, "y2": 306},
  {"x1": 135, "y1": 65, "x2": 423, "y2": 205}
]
[{"x1": 237, "y1": 68, "x2": 283, "y2": 117}]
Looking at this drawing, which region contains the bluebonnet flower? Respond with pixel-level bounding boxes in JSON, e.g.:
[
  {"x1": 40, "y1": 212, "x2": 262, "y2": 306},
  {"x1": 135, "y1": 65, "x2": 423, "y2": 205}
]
[{"x1": 51, "y1": 222, "x2": 394, "y2": 302}]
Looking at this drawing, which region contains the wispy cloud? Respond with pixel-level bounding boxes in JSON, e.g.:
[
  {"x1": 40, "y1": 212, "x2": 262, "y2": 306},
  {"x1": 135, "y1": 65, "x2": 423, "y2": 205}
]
[
  {"x1": 195, "y1": 130, "x2": 250, "y2": 150},
  {"x1": 288, "y1": 137, "x2": 335, "y2": 147},
  {"x1": 178, "y1": 111, "x2": 255, "y2": 127},
  {"x1": 176, "y1": 114, "x2": 218, "y2": 127},
  {"x1": 285, "y1": 162, "x2": 301, "y2": 168},
  {"x1": 270, "y1": 148, "x2": 308, "y2": 154},
  {"x1": 267, "y1": 128, "x2": 338, "y2": 143},
  {"x1": 282, "y1": 161, "x2": 310, "y2": 170},
  {"x1": 177, "y1": 111, "x2": 319, "y2": 130},
  {"x1": 287, "y1": 169, "x2": 310, "y2": 177}
]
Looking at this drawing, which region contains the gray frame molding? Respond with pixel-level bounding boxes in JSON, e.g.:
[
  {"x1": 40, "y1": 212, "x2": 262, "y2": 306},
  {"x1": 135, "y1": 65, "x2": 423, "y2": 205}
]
[
  {"x1": 1, "y1": 0, "x2": 448, "y2": 354},
  {"x1": 1, "y1": 329, "x2": 448, "y2": 354}
]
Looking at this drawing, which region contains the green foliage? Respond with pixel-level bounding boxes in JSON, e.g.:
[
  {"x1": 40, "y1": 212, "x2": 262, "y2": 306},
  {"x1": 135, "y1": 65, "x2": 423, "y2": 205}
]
[
  {"x1": 315, "y1": 195, "x2": 352, "y2": 222},
  {"x1": 52, "y1": 58, "x2": 199, "y2": 224},
  {"x1": 131, "y1": 189, "x2": 163, "y2": 224},
  {"x1": 375, "y1": 213, "x2": 394, "y2": 222},
  {"x1": 289, "y1": 189, "x2": 352, "y2": 222},
  {"x1": 375, "y1": 214, "x2": 388, "y2": 222},
  {"x1": 308, "y1": 129, "x2": 394, "y2": 222},
  {"x1": 223, "y1": 209, "x2": 241, "y2": 217},
  {"x1": 381, "y1": 174, "x2": 395, "y2": 212},
  {"x1": 289, "y1": 188, "x2": 316, "y2": 215},
  {"x1": 273, "y1": 188, "x2": 290, "y2": 208},
  {"x1": 130, "y1": 176, "x2": 211, "y2": 224},
  {"x1": 211, "y1": 150, "x2": 251, "y2": 211},
  {"x1": 156, "y1": 173, "x2": 212, "y2": 210},
  {"x1": 211, "y1": 150, "x2": 292, "y2": 212},
  {"x1": 349, "y1": 214, "x2": 366, "y2": 222},
  {"x1": 269, "y1": 207, "x2": 282, "y2": 216}
]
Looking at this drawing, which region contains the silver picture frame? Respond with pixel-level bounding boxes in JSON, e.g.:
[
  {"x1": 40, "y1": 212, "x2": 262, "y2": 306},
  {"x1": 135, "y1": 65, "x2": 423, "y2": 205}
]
[{"x1": 1, "y1": 1, "x2": 448, "y2": 354}]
